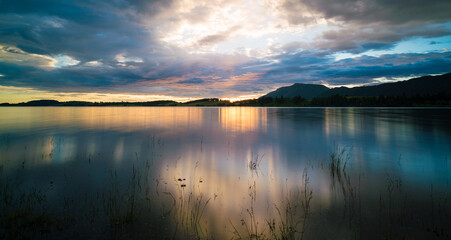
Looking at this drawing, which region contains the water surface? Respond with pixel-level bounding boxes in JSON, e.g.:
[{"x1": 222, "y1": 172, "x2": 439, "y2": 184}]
[{"x1": 0, "y1": 107, "x2": 450, "y2": 239}]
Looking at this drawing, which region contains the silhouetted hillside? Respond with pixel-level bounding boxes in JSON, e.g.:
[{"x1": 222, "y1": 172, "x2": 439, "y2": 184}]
[
  {"x1": 320, "y1": 73, "x2": 451, "y2": 97},
  {"x1": 263, "y1": 83, "x2": 329, "y2": 99},
  {"x1": 262, "y1": 73, "x2": 451, "y2": 99}
]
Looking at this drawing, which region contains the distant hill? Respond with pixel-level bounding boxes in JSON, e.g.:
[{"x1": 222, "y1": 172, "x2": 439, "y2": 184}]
[
  {"x1": 263, "y1": 83, "x2": 329, "y2": 99},
  {"x1": 320, "y1": 73, "x2": 451, "y2": 97},
  {"x1": 21, "y1": 100, "x2": 61, "y2": 106},
  {"x1": 262, "y1": 73, "x2": 451, "y2": 99},
  {"x1": 182, "y1": 98, "x2": 232, "y2": 106},
  {"x1": 0, "y1": 100, "x2": 179, "y2": 106}
]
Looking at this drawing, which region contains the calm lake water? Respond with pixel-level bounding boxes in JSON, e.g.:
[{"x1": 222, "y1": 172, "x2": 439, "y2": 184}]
[{"x1": 0, "y1": 107, "x2": 450, "y2": 239}]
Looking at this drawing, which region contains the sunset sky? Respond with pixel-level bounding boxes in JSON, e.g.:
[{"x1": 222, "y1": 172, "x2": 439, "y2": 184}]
[{"x1": 1, "y1": 0, "x2": 450, "y2": 103}]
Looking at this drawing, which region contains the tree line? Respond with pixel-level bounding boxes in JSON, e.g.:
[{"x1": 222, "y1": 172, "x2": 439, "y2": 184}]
[{"x1": 1, "y1": 93, "x2": 450, "y2": 107}]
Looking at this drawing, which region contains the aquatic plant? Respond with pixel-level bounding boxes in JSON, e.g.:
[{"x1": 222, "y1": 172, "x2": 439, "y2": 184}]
[
  {"x1": 230, "y1": 180, "x2": 265, "y2": 240},
  {"x1": 1, "y1": 140, "x2": 450, "y2": 240},
  {"x1": 329, "y1": 145, "x2": 349, "y2": 181},
  {"x1": 248, "y1": 153, "x2": 264, "y2": 172},
  {"x1": 266, "y1": 168, "x2": 313, "y2": 240},
  {"x1": 0, "y1": 176, "x2": 53, "y2": 239}
]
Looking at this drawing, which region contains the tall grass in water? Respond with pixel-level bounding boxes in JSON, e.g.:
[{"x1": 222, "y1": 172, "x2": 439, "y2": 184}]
[
  {"x1": 326, "y1": 145, "x2": 363, "y2": 238},
  {"x1": 102, "y1": 166, "x2": 139, "y2": 226},
  {"x1": 157, "y1": 164, "x2": 212, "y2": 239},
  {"x1": 231, "y1": 169, "x2": 313, "y2": 240},
  {"x1": 1, "y1": 139, "x2": 450, "y2": 240},
  {"x1": 171, "y1": 184, "x2": 211, "y2": 239},
  {"x1": 248, "y1": 153, "x2": 264, "y2": 171},
  {"x1": 230, "y1": 180, "x2": 263, "y2": 240},
  {"x1": 0, "y1": 169, "x2": 53, "y2": 239},
  {"x1": 329, "y1": 145, "x2": 349, "y2": 182},
  {"x1": 267, "y1": 168, "x2": 313, "y2": 240}
]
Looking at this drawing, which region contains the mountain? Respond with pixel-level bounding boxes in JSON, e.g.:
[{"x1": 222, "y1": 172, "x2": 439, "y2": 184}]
[
  {"x1": 262, "y1": 73, "x2": 451, "y2": 99},
  {"x1": 263, "y1": 83, "x2": 329, "y2": 99},
  {"x1": 320, "y1": 73, "x2": 451, "y2": 97}
]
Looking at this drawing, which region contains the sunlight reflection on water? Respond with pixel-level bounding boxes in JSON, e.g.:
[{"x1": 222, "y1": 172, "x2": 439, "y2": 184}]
[{"x1": 0, "y1": 107, "x2": 450, "y2": 239}]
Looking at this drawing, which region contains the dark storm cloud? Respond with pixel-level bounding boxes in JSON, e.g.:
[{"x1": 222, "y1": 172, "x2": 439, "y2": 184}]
[
  {"x1": 314, "y1": 53, "x2": 451, "y2": 84},
  {"x1": 16, "y1": 44, "x2": 50, "y2": 55},
  {"x1": 249, "y1": 51, "x2": 451, "y2": 86},
  {"x1": 0, "y1": 8, "x2": 154, "y2": 63},
  {"x1": 0, "y1": 0, "x2": 172, "y2": 21},
  {"x1": 313, "y1": 23, "x2": 451, "y2": 53},
  {"x1": 279, "y1": 0, "x2": 451, "y2": 53},
  {"x1": 0, "y1": 0, "x2": 189, "y2": 63},
  {"x1": 281, "y1": 0, "x2": 451, "y2": 25},
  {"x1": 227, "y1": 84, "x2": 263, "y2": 92},
  {"x1": 178, "y1": 78, "x2": 204, "y2": 84},
  {"x1": 0, "y1": 0, "x2": 200, "y2": 91},
  {"x1": 118, "y1": 0, "x2": 175, "y2": 16},
  {"x1": 0, "y1": 61, "x2": 142, "y2": 91},
  {"x1": 255, "y1": 51, "x2": 330, "y2": 80}
]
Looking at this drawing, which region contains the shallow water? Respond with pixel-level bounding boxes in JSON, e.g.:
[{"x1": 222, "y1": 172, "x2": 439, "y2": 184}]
[{"x1": 0, "y1": 107, "x2": 450, "y2": 239}]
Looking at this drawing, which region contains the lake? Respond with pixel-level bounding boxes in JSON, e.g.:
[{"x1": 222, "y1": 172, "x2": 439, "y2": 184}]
[{"x1": 0, "y1": 107, "x2": 450, "y2": 239}]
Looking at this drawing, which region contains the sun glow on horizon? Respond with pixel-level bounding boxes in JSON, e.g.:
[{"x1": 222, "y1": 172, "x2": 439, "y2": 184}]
[
  {"x1": 0, "y1": 0, "x2": 450, "y2": 100},
  {"x1": 0, "y1": 85, "x2": 195, "y2": 104}
]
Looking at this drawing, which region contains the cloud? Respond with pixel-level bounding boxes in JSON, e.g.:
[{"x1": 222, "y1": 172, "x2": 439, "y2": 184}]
[
  {"x1": 276, "y1": 0, "x2": 451, "y2": 53},
  {"x1": 251, "y1": 50, "x2": 451, "y2": 86},
  {"x1": 0, "y1": 45, "x2": 56, "y2": 68},
  {"x1": 0, "y1": 0, "x2": 163, "y2": 64},
  {"x1": 16, "y1": 44, "x2": 50, "y2": 55},
  {"x1": 314, "y1": 53, "x2": 451, "y2": 84},
  {"x1": 194, "y1": 26, "x2": 241, "y2": 47},
  {"x1": 177, "y1": 78, "x2": 204, "y2": 84},
  {"x1": 279, "y1": 0, "x2": 451, "y2": 25},
  {"x1": 312, "y1": 23, "x2": 451, "y2": 52},
  {"x1": 0, "y1": 0, "x2": 450, "y2": 100},
  {"x1": 227, "y1": 84, "x2": 264, "y2": 92},
  {"x1": 183, "y1": 6, "x2": 213, "y2": 24}
]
